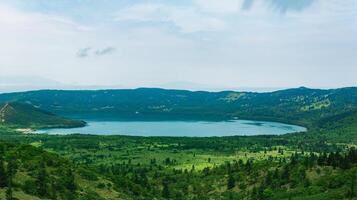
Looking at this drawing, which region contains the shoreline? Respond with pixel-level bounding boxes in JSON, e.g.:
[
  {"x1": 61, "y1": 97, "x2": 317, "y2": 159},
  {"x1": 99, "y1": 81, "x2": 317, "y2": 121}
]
[{"x1": 15, "y1": 128, "x2": 34, "y2": 134}]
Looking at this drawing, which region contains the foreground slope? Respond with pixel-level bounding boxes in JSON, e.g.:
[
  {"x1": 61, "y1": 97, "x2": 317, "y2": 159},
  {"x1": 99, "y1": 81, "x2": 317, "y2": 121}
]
[
  {"x1": 0, "y1": 128, "x2": 356, "y2": 200},
  {"x1": 0, "y1": 140, "x2": 122, "y2": 200}
]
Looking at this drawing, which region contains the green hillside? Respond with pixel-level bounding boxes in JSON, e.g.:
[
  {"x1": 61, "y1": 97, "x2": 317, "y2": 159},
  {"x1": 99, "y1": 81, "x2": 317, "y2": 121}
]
[
  {"x1": 314, "y1": 109, "x2": 357, "y2": 143},
  {"x1": 0, "y1": 102, "x2": 86, "y2": 129},
  {"x1": 0, "y1": 140, "x2": 124, "y2": 200},
  {"x1": 0, "y1": 87, "x2": 355, "y2": 127}
]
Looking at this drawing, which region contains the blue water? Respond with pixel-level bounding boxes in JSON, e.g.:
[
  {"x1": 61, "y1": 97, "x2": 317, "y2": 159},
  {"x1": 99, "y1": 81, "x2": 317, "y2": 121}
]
[{"x1": 35, "y1": 120, "x2": 306, "y2": 137}]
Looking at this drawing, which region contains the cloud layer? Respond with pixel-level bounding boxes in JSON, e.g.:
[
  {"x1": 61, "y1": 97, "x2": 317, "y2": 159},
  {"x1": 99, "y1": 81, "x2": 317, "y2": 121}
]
[{"x1": 0, "y1": 0, "x2": 356, "y2": 89}]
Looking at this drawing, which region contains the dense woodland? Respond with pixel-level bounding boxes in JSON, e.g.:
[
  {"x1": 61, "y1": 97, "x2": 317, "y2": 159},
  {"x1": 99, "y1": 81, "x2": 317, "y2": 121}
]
[{"x1": 0, "y1": 87, "x2": 356, "y2": 199}]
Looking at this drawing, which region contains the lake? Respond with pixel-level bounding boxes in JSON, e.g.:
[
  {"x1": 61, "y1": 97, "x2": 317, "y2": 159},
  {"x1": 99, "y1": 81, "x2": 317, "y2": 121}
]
[{"x1": 35, "y1": 120, "x2": 306, "y2": 137}]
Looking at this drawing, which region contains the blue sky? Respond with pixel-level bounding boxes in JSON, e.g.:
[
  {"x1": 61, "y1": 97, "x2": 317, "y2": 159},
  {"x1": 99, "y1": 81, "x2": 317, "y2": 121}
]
[{"x1": 0, "y1": 0, "x2": 356, "y2": 91}]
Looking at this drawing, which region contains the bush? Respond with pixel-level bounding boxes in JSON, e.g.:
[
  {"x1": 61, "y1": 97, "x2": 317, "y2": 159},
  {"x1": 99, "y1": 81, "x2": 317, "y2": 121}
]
[
  {"x1": 78, "y1": 169, "x2": 98, "y2": 181},
  {"x1": 96, "y1": 182, "x2": 106, "y2": 189},
  {"x1": 21, "y1": 179, "x2": 37, "y2": 195}
]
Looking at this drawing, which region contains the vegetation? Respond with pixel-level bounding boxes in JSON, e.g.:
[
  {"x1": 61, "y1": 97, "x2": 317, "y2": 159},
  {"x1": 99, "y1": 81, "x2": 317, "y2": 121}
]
[
  {"x1": 0, "y1": 140, "x2": 122, "y2": 200},
  {"x1": 0, "y1": 87, "x2": 356, "y2": 199},
  {"x1": 0, "y1": 87, "x2": 356, "y2": 126},
  {"x1": 0, "y1": 127, "x2": 356, "y2": 199},
  {"x1": 0, "y1": 102, "x2": 86, "y2": 129}
]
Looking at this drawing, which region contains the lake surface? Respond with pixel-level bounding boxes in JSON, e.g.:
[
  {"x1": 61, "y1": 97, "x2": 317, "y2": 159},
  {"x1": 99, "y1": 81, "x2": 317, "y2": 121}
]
[{"x1": 35, "y1": 120, "x2": 306, "y2": 137}]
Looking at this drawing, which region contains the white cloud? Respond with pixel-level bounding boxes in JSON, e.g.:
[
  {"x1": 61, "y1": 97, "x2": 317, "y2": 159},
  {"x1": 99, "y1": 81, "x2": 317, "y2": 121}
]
[
  {"x1": 0, "y1": 5, "x2": 92, "y2": 34},
  {"x1": 194, "y1": 0, "x2": 241, "y2": 14},
  {"x1": 114, "y1": 4, "x2": 226, "y2": 33},
  {"x1": 114, "y1": 4, "x2": 165, "y2": 22}
]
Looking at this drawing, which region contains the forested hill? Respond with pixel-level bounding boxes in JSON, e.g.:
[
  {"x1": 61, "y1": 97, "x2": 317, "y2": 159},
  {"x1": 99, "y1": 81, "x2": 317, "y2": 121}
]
[
  {"x1": 0, "y1": 140, "x2": 121, "y2": 200},
  {"x1": 0, "y1": 87, "x2": 356, "y2": 127},
  {"x1": 0, "y1": 102, "x2": 85, "y2": 129}
]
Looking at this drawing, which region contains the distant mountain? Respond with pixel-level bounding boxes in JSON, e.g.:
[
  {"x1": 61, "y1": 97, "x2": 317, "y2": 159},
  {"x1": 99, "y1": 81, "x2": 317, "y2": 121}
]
[
  {"x1": 0, "y1": 102, "x2": 85, "y2": 129},
  {"x1": 0, "y1": 76, "x2": 65, "y2": 93},
  {"x1": 154, "y1": 81, "x2": 282, "y2": 92},
  {"x1": 0, "y1": 87, "x2": 356, "y2": 127}
]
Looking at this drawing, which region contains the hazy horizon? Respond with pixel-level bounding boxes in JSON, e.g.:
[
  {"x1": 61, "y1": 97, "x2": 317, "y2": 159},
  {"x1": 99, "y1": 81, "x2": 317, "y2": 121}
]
[
  {"x1": 1, "y1": 0, "x2": 356, "y2": 90},
  {"x1": 0, "y1": 75, "x2": 354, "y2": 94}
]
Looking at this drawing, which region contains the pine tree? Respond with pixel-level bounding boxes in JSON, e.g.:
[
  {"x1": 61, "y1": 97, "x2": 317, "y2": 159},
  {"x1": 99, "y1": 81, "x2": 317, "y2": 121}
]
[
  {"x1": 36, "y1": 159, "x2": 48, "y2": 197},
  {"x1": 227, "y1": 173, "x2": 235, "y2": 190},
  {"x1": 66, "y1": 169, "x2": 76, "y2": 192},
  {"x1": 347, "y1": 171, "x2": 356, "y2": 199},
  {"x1": 0, "y1": 157, "x2": 7, "y2": 188},
  {"x1": 50, "y1": 181, "x2": 57, "y2": 200},
  {"x1": 245, "y1": 160, "x2": 252, "y2": 174},
  {"x1": 162, "y1": 179, "x2": 170, "y2": 199},
  {"x1": 281, "y1": 165, "x2": 290, "y2": 183},
  {"x1": 264, "y1": 171, "x2": 273, "y2": 186},
  {"x1": 6, "y1": 181, "x2": 13, "y2": 200},
  {"x1": 64, "y1": 168, "x2": 77, "y2": 199},
  {"x1": 6, "y1": 159, "x2": 16, "y2": 200}
]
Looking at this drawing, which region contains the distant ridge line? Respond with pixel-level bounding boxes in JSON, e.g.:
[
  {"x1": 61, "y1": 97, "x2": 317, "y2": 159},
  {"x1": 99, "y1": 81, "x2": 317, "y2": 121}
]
[{"x1": 1, "y1": 86, "x2": 357, "y2": 95}]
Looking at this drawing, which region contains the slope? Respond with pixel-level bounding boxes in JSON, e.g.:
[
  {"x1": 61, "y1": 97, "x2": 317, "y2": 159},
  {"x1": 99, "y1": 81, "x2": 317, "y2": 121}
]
[{"x1": 0, "y1": 102, "x2": 86, "y2": 129}]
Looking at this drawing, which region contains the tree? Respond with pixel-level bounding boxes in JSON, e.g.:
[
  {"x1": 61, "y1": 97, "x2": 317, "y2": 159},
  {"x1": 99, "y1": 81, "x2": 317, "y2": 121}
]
[
  {"x1": 36, "y1": 159, "x2": 48, "y2": 197},
  {"x1": 47, "y1": 180, "x2": 57, "y2": 200},
  {"x1": 64, "y1": 168, "x2": 77, "y2": 199},
  {"x1": 264, "y1": 171, "x2": 273, "y2": 187},
  {"x1": 251, "y1": 186, "x2": 266, "y2": 200},
  {"x1": 191, "y1": 165, "x2": 195, "y2": 172},
  {"x1": 0, "y1": 144, "x2": 6, "y2": 188},
  {"x1": 227, "y1": 173, "x2": 235, "y2": 190},
  {"x1": 6, "y1": 159, "x2": 16, "y2": 200},
  {"x1": 6, "y1": 182, "x2": 13, "y2": 200},
  {"x1": 245, "y1": 160, "x2": 253, "y2": 174},
  {"x1": 281, "y1": 165, "x2": 290, "y2": 183},
  {"x1": 162, "y1": 179, "x2": 170, "y2": 199},
  {"x1": 347, "y1": 171, "x2": 356, "y2": 199},
  {"x1": 0, "y1": 157, "x2": 7, "y2": 188}
]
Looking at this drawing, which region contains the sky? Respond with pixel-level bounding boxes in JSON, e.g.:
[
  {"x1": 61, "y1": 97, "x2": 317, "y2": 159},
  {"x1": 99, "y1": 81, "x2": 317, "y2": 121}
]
[{"x1": 0, "y1": 0, "x2": 356, "y2": 92}]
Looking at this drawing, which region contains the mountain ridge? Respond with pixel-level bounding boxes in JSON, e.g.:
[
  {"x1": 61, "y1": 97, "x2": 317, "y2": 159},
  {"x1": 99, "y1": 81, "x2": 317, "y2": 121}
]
[
  {"x1": 0, "y1": 87, "x2": 355, "y2": 143},
  {"x1": 0, "y1": 87, "x2": 355, "y2": 127}
]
